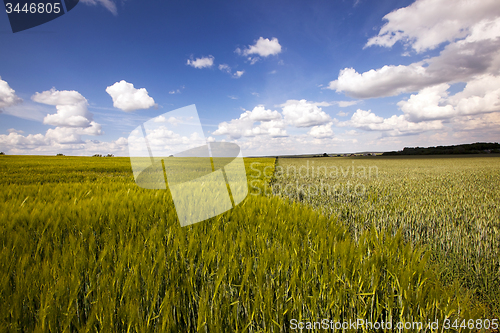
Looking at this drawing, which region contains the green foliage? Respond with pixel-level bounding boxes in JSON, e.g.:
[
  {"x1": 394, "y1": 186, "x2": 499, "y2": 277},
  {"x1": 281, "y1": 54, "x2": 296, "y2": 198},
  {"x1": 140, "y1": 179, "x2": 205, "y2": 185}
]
[{"x1": 0, "y1": 156, "x2": 490, "y2": 332}]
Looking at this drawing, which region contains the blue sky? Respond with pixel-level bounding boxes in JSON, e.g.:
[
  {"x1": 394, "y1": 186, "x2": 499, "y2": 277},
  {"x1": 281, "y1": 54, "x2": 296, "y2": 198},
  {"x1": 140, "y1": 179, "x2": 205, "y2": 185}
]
[{"x1": 1, "y1": 0, "x2": 500, "y2": 156}]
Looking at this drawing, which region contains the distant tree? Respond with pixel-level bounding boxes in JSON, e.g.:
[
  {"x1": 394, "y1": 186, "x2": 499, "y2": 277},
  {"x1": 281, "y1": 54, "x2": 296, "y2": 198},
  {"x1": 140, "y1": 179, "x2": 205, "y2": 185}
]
[
  {"x1": 92, "y1": 154, "x2": 102, "y2": 157},
  {"x1": 106, "y1": 154, "x2": 114, "y2": 157},
  {"x1": 169, "y1": 155, "x2": 174, "y2": 157},
  {"x1": 0, "y1": 152, "x2": 4, "y2": 155},
  {"x1": 383, "y1": 142, "x2": 500, "y2": 156},
  {"x1": 56, "y1": 153, "x2": 64, "y2": 156},
  {"x1": 323, "y1": 153, "x2": 329, "y2": 157}
]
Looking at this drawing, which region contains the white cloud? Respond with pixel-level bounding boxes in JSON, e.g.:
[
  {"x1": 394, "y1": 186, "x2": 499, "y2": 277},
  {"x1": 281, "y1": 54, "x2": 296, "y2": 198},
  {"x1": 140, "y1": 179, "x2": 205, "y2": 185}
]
[
  {"x1": 0, "y1": 132, "x2": 47, "y2": 149},
  {"x1": 336, "y1": 100, "x2": 359, "y2": 107},
  {"x1": 7, "y1": 128, "x2": 24, "y2": 134},
  {"x1": 32, "y1": 88, "x2": 86, "y2": 106},
  {"x1": 398, "y1": 84, "x2": 455, "y2": 122},
  {"x1": 219, "y1": 64, "x2": 244, "y2": 78},
  {"x1": 219, "y1": 64, "x2": 231, "y2": 73},
  {"x1": 153, "y1": 115, "x2": 181, "y2": 125},
  {"x1": 308, "y1": 122, "x2": 334, "y2": 138},
  {"x1": 280, "y1": 99, "x2": 332, "y2": 127},
  {"x1": 106, "y1": 80, "x2": 157, "y2": 112},
  {"x1": 233, "y1": 70, "x2": 245, "y2": 78},
  {"x1": 398, "y1": 75, "x2": 500, "y2": 121},
  {"x1": 43, "y1": 103, "x2": 93, "y2": 128},
  {"x1": 127, "y1": 126, "x2": 206, "y2": 156},
  {"x1": 338, "y1": 109, "x2": 443, "y2": 136},
  {"x1": 0, "y1": 123, "x2": 112, "y2": 155},
  {"x1": 451, "y1": 112, "x2": 500, "y2": 131},
  {"x1": 32, "y1": 88, "x2": 97, "y2": 128},
  {"x1": 331, "y1": 4, "x2": 500, "y2": 99},
  {"x1": 228, "y1": 95, "x2": 238, "y2": 100},
  {"x1": 187, "y1": 55, "x2": 214, "y2": 69},
  {"x1": 80, "y1": 0, "x2": 117, "y2": 15},
  {"x1": 28, "y1": 88, "x2": 104, "y2": 147},
  {"x1": 365, "y1": 0, "x2": 500, "y2": 53},
  {"x1": 248, "y1": 57, "x2": 260, "y2": 65},
  {"x1": 337, "y1": 111, "x2": 349, "y2": 117},
  {"x1": 449, "y1": 75, "x2": 500, "y2": 114},
  {"x1": 329, "y1": 33, "x2": 500, "y2": 98},
  {"x1": 0, "y1": 77, "x2": 22, "y2": 109},
  {"x1": 239, "y1": 37, "x2": 282, "y2": 57},
  {"x1": 45, "y1": 122, "x2": 103, "y2": 144},
  {"x1": 246, "y1": 105, "x2": 282, "y2": 121},
  {"x1": 234, "y1": 134, "x2": 356, "y2": 157},
  {"x1": 213, "y1": 105, "x2": 285, "y2": 139},
  {"x1": 168, "y1": 85, "x2": 185, "y2": 95}
]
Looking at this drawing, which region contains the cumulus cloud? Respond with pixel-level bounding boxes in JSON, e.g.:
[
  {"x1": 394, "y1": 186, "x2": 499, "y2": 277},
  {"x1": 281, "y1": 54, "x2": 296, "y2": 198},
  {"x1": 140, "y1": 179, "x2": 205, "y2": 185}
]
[
  {"x1": 308, "y1": 122, "x2": 334, "y2": 138},
  {"x1": 106, "y1": 80, "x2": 157, "y2": 112},
  {"x1": 398, "y1": 75, "x2": 500, "y2": 121},
  {"x1": 32, "y1": 88, "x2": 86, "y2": 106},
  {"x1": 27, "y1": 88, "x2": 104, "y2": 147},
  {"x1": 212, "y1": 100, "x2": 334, "y2": 141},
  {"x1": 235, "y1": 133, "x2": 356, "y2": 157},
  {"x1": 451, "y1": 75, "x2": 500, "y2": 114},
  {"x1": 330, "y1": 1, "x2": 500, "y2": 99},
  {"x1": 0, "y1": 77, "x2": 23, "y2": 109},
  {"x1": 45, "y1": 122, "x2": 103, "y2": 144},
  {"x1": 329, "y1": 36, "x2": 500, "y2": 98},
  {"x1": 213, "y1": 105, "x2": 286, "y2": 139},
  {"x1": 398, "y1": 84, "x2": 455, "y2": 122},
  {"x1": 31, "y1": 88, "x2": 97, "y2": 128},
  {"x1": 451, "y1": 112, "x2": 500, "y2": 131},
  {"x1": 238, "y1": 37, "x2": 282, "y2": 57},
  {"x1": 338, "y1": 109, "x2": 443, "y2": 136},
  {"x1": 43, "y1": 105, "x2": 92, "y2": 127},
  {"x1": 187, "y1": 55, "x2": 214, "y2": 69},
  {"x1": 365, "y1": 0, "x2": 500, "y2": 53},
  {"x1": 0, "y1": 132, "x2": 127, "y2": 156},
  {"x1": 80, "y1": 0, "x2": 117, "y2": 15},
  {"x1": 0, "y1": 132, "x2": 47, "y2": 149},
  {"x1": 127, "y1": 127, "x2": 206, "y2": 156},
  {"x1": 280, "y1": 99, "x2": 332, "y2": 127}
]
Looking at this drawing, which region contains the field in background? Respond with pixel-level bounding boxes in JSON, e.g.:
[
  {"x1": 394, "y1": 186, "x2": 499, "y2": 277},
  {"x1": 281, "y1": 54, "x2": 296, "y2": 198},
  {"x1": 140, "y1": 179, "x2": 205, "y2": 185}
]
[
  {"x1": 270, "y1": 155, "x2": 500, "y2": 317},
  {"x1": 0, "y1": 155, "x2": 497, "y2": 332}
]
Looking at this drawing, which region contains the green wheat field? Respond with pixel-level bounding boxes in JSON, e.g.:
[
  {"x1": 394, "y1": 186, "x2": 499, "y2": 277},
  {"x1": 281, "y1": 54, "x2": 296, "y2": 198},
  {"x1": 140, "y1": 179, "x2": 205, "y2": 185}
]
[{"x1": 0, "y1": 155, "x2": 499, "y2": 332}]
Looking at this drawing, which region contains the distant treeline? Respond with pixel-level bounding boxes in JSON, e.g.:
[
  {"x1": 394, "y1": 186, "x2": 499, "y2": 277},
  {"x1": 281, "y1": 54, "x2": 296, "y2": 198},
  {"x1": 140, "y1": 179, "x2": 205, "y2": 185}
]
[{"x1": 383, "y1": 142, "x2": 500, "y2": 156}]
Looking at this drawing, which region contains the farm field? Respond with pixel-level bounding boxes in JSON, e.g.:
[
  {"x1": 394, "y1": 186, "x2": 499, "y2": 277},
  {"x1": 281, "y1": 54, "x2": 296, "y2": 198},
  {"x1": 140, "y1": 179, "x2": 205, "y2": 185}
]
[
  {"x1": 0, "y1": 155, "x2": 498, "y2": 332},
  {"x1": 267, "y1": 155, "x2": 500, "y2": 318}
]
